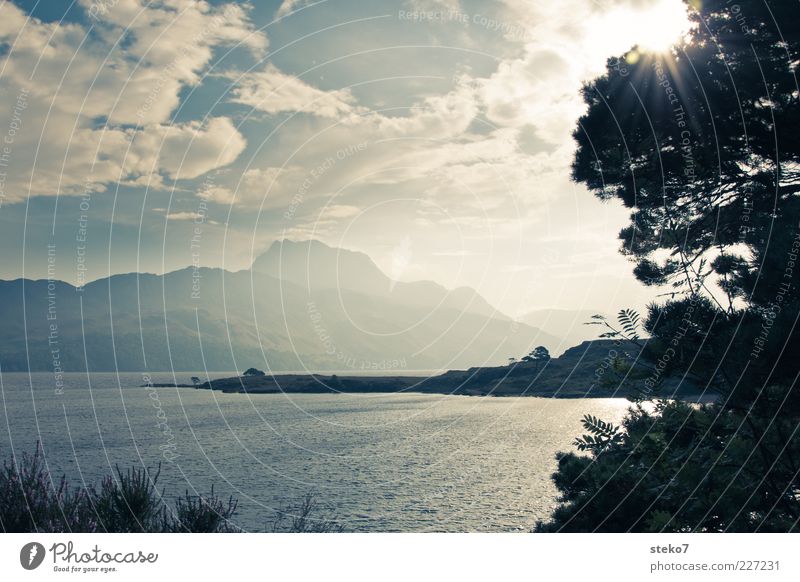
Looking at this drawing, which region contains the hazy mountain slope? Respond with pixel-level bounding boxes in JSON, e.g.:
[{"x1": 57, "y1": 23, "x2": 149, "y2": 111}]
[
  {"x1": 254, "y1": 239, "x2": 505, "y2": 320},
  {"x1": 0, "y1": 241, "x2": 559, "y2": 372}
]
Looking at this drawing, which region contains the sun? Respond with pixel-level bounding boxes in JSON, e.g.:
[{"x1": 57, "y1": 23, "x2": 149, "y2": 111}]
[
  {"x1": 633, "y1": 0, "x2": 693, "y2": 53},
  {"x1": 596, "y1": 0, "x2": 692, "y2": 57}
]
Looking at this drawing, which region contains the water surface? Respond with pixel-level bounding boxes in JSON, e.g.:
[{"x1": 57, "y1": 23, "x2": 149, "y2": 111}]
[{"x1": 0, "y1": 372, "x2": 629, "y2": 532}]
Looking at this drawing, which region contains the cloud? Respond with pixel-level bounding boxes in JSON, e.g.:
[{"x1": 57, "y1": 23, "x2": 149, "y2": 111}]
[
  {"x1": 152, "y1": 118, "x2": 247, "y2": 180},
  {"x1": 0, "y1": 1, "x2": 265, "y2": 201},
  {"x1": 406, "y1": 0, "x2": 462, "y2": 11},
  {"x1": 369, "y1": 76, "x2": 479, "y2": 138},
  {"x1": 197, "y1": 185, "x2": 237, "y2": 205},
  {"x1": 322, "y1": 204, "x2": 361, "y2": 218},
  {"x1": 432, "y1": 250, "x2": 485, "y2": 257},
  {"x1": 479, "y1": 50, "x2": 585, "y2": 144},
  {"x1": 164, "y1": 211, "x2": 213, "y2": 222},
  {"x1": 206, "y1": 1, "x2": 680, "y2": 245},
  {"x1": 195, "y1": 72, "x2": 482, "y2": 214},
  {"x1": 477, "y1": 0, "x2": 680, "y2": 144},
  {"x1": 228, "y1": 63, "x2": 361, "y2": 119},
  {"x1": 275, "y1": 0, "x2": 314, "y2": 18},
  {"x1": 153, "y1": 207, "x2": 219, "y2": 224},
  {"x1": 198, "y1": 166, "x2": 302, "y2": 207}
]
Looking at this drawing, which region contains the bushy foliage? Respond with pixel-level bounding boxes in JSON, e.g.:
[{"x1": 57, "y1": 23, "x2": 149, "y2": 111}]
[
  {"x1": 0, "y1": 443, "x2": 96, "y2": 532},
  {"x1": 92, "y1": 465, "x2": 166, "y2": 532},
  {"x1": 0, "y1": 444, "x2": 343, "y2": 533},
  {"x1": 539, "y1": 0, "x2": 800, "y2": 532},
  {"x1": 166, "y1": 487, "x2": 239, "y2": 533},
  {"x1": 536, "y1": 400, "x2": 800, "y2": 532},
  {"x1": 0, "y1": 444, "x2": 237, "y2": 533},
  {"x1": 269, "y1": 493, "x2": 345, "y2": 533},
  {"x1": 572, "y1": 415, "x2": 624, "y2": 452}
]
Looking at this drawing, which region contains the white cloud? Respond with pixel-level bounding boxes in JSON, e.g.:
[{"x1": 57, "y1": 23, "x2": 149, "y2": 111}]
[
  {"x1": 275, "y1": 0, "x2": 313, "y2": 18},
  {"x1": 197, "y1": 185, "x2": 237, "y2": 205},
  {"x1": 478, "y1": 0, "x2": 686, "y2": 144},
  {"x1": 479, "y1": 50, "x2": 585, "y2": 144},
  {"x1": 164, "y1": 211, "x2": 211, "y2": 222},
  {"x1": 228, "y1": 63, "x2": 360, "y2": 119},
  {"x1": 369, "y1": 76, "x2": 478, "y2": 138},
  {"x1": 0, "y1": 1, "x2": 265, "y2": 201},
  {"x1": 207, "y1": 1, "x2": 684, "y2": 248},
  {"x1": 322, "y1": 204, "x2": 361, "y2": 219},
  {"x1": 153, "y1": 207, "x2": 219, "y2": 224},
  {"x1": 405, "y1": 0, "x2": 462, "y2": 12},
  {"x1": 198, "y1": 166, "x2": 302, "y2": 207},
  {"x1": 152, "y1": 118, "x2": 247, "y2": 180},
  {"x1": 432, "y1": 250, "x2": 485, "y2": 257},
  {"x1": 195, "y1": 72, "x2": 482, "y2": 212}
]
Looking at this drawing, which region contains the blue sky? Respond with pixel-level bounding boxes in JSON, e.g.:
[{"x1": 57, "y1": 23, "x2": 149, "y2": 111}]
[{"x1": 0, "y1": 0, "x2": 690, "y2": 315}]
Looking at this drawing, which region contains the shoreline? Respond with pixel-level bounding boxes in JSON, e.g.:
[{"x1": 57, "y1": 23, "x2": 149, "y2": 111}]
[
  {"x1": 142, "y1": 369, "x2": 709, "y2": 401},
  {"x1": 136, "y1": 340, "x2": 706, "y2": 400}
]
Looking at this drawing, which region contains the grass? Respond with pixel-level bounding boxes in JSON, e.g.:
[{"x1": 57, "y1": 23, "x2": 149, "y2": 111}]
[{"x1": 0, "y1": 443, "x2": 343, "y2": 533}]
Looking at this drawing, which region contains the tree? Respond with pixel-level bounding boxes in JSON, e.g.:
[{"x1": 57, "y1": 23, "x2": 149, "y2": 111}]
[
  {"x1": 242, "y1": 368, "x2": 265, "y2": 377},
  {"x1": 570, "y1": 0, "x2": 800, "y2": 401},
  {"x1": 518, "y1": 346, "x2": 551, "y2": 376},
  {"x1": 521, "y1": 345, "x2": 551, "y2": 365},
  {"x1": 539, "y1": 0, "x2": 800, "y2": 532},
  {"x1": 536, "y1": 400, "x2": 800, "y2": 532}
]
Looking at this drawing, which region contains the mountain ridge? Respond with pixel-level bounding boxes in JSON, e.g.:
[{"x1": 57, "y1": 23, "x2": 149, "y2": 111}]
[{"x1": 0, "y1": 240, "x2": 559, "y2": 372}]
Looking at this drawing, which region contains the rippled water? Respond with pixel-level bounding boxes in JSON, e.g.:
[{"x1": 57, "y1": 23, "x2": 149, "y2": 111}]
[{"x1": 0, "y1": 372, "x2": 629, "y2": 532}]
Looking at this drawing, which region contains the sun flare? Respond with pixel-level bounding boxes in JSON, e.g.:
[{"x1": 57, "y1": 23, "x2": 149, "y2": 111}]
[
  {"x1": 634, "y1": 0, "x2": 693, "y2": 52},
  {"x1": 598, "y1": 0, "x2": 692, "y2": 57}
]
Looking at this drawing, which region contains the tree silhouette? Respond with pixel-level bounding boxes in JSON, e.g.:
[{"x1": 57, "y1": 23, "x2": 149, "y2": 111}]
[
  {"x1": 571, "y1": 0, "x2": 800, "y2": 403},
  {"x1": 532, "y1": 346, "x2": 551, "y2": 362},
  {"x1": 573, "y1": 0, "x2": 799, "y2": 317},
  {"x1": 539, "y1": 0, "x2": 800, "y2": 532},
  {"x1": 521, "y1": 346, "x2": 551, "y2": 368}
]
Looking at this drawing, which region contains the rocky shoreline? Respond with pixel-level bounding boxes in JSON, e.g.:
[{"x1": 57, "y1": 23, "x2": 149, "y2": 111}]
[{"x1": 146, "y1": 340, "x2": 706, "y2": 400}]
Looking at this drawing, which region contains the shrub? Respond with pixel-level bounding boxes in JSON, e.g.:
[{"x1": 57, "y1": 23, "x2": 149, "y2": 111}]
[
  {"x1": 167, "y1": 487, "x2": 239, "y2": 533},
  {"x1": 92, "y1": 465, "x2": 165, "y2": 533},
  {"x1": 0, "y1": 443, "x2": 95, "y2": 532},
  {"x1": 270, "y1": 493, "x2": 344, "y2": 533},
  {"x1": 535, "y1": 400, "x2": 800, "y2": 532},
  {"x1": 0, "y1": 444, "x2": 235, "y2": 533},
  {"x1": 0, "y1": 444, "x2": 343, "y2": 533}
]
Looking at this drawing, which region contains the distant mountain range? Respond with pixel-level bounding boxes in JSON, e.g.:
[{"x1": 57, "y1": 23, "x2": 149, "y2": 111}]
[{"x1": 0, "y1": 240, "x2": 561, "y2": 372}]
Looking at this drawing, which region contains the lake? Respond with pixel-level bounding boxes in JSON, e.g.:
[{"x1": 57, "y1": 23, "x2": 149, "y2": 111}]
[{"x1": 0, "y1": 372, "x2": 629, "y2": 532}]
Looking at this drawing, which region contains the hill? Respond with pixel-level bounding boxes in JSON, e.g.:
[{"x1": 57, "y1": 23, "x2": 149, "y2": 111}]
[
  {"x1": 194, "y1": 339, "x2": 702, "y2": 399},
  {"x1": 519, "y1": 308, "x2": 605, "y2": 354}
]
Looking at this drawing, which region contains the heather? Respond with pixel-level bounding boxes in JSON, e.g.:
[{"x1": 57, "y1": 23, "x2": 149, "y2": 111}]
[{"x1": 0, "y1": 443, "x2": 341, "y2": 533}]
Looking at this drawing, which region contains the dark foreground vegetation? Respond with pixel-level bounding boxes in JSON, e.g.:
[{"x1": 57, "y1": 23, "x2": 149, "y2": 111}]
[
  {"x1": 537, "y1": 0, "x2": 800, "y2": 532},
  {"x1": 0, "y1": 444, "x2": 343, "y2": 533}
]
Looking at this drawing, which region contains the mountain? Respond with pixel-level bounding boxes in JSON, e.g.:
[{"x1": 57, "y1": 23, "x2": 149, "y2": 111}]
[
  {"x1": 253, "y1": 239, "x2": 504, "y2": 319},
  {"x1": 519, "y1": 308, "x2": 605, "y2": 354},
  {"x1": 0, "y1": 240, "x2": 560, "y2": 372},
  {"x1": 253, "y1": 239, "x2": 390, "y2": 295}
]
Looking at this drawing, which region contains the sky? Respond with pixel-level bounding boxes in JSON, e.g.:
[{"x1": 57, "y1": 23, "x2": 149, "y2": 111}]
[{"x1": 0, "y1": 0, "x2": 691, "y2": 317}]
